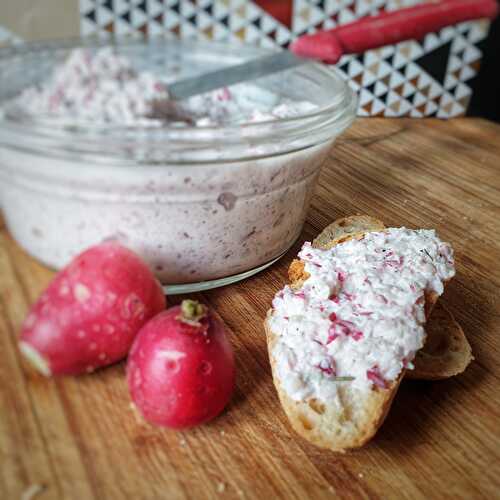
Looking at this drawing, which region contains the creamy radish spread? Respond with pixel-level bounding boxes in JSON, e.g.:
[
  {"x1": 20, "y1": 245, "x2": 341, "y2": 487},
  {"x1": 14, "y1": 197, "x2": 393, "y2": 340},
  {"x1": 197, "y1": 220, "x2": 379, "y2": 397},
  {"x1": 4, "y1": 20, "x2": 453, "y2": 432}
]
[
  {"x1": 2, "y1": 47, "x2": 327, "y2": 284},
  {"x1": 15, "y1": 47, "x2": 316, "y2": 126},
  {"x1": 269, "y1": 228, "x2": 455, "y2": 402}
]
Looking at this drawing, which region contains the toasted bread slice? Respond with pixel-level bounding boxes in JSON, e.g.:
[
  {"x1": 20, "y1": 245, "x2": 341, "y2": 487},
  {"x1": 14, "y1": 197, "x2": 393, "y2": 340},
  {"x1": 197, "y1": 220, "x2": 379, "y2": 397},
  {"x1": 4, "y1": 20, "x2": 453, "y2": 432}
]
[
  {"x1": 312, "y1": 215, "x2": 386, "y2": 250},
  {"x1": 291, "y1": 216, "x2": 439, "y2": 318},
  {"x1": 265, "y1": 314, "x2": 403, "y2": 452},
  {"x1": 288, "y1": 216, "x2": 385, "y2": 285},
  {"x1": 265, "y1": 216, "x2": 451, "y2": 452},
  {"x1": 409, "y1": 301, "x2": 473, "y2": 380},
  {"x1": 309, "y1": 216, "x2": 472, "y2": 381}
]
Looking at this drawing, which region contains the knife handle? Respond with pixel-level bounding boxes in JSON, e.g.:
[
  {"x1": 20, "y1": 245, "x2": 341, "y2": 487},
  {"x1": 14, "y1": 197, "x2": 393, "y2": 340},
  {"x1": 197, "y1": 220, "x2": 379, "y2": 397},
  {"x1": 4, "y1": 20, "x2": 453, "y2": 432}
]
[{"x1": 292, "y1": 0, "x2": 498, "y2": 63}]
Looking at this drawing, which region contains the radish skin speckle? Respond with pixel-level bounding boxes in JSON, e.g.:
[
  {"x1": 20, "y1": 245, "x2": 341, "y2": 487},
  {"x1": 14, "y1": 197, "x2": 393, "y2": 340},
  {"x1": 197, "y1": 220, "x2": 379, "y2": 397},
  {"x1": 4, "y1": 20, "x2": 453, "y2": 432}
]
[
  {"x1": 133, "y1": 369, "x2": 142, "y2": 388},
  {"x1": 157, "y1": 350, "x2": 186, "y2": 361},
  {"x1": 74, "y1": 283, "x2": 91, "y2": 303},
  {"x1": 199, "y1": 361, "x2": 212, "y2": 375},
  {"x1": 24, "y1": 314, "x2": 37, "y2": 329},
  {"x1": 106, "y1": 292, "x2": 117, "y2": 305},
  {"x1": 122, "y1": 293, "x2": 145, "y2": 320},
  {"x1": 104, "y1": 324, "x2": 115, "y2": 334}
]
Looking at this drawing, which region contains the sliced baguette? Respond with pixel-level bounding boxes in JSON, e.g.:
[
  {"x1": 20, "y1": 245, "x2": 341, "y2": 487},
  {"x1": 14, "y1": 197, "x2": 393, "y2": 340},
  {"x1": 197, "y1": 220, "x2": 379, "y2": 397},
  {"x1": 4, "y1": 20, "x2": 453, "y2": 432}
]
[
  {"x1": 265, "y1": 312, "x2": 403, "y2": 452},
  {"x1": 311, "y1": 216, "x2": 472, "y2": 381},
  {"x1": 265, "y1": 215, "x2": 450, "y2": 452},
  {"x1": 312, "y1": 215, "x2": 385, "y2": 250},
  {"x1": 290, "y1": 216, "x2": 439, "y2": 318},
  {"x1": 409, "y1": 301, "x2": 473, "y2": 380}
]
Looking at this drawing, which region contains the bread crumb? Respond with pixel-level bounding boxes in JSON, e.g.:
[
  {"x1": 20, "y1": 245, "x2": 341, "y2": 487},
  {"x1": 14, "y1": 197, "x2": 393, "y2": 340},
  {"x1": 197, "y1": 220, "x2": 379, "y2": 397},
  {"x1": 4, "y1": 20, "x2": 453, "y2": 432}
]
[
  {"x1": 21, "y1": 484, "x2": 45, "y2": 500},
  {"x1": 179, "y1": 438, "x2": 186, "y2": 446},
  {"x1": 358, "y1": 473, "x2": 364, "y2": 478},
  {"x1": 217, "y1": 482, "x2": 226, "y2": 493},
  {"x1": 220, "y1": 430, "x2": 225, "y2": 436},
  {"x1": 237, "y1": 490, "x2": 244, "y2": 497},
  {"x1": 328, "y1": 486, "x2": 334, "y2": 493}
]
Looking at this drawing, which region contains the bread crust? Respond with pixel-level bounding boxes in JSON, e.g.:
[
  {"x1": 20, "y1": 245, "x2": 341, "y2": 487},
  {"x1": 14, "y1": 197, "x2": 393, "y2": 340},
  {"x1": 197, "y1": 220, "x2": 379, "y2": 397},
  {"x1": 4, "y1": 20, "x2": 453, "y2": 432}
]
[
  {"x1": 409, "y1": 302, "x2": 473, "y2": 380},
  {"x1": 265, "y1": 215, "x2": 451, "y2": 452},
  {"x1": 312, "y1": 215, "x2": 385, "y2": 250},
  {"x1": 265, "y1": 313, "x2": 402, "y2": 452}
]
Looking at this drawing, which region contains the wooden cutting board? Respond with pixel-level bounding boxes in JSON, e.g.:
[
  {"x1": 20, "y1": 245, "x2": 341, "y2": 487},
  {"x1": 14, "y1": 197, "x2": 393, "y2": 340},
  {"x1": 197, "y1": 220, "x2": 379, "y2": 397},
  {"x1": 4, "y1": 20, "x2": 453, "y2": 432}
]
[{"x1": 1, "y1": 118, "x2": 499, "y2": 500}]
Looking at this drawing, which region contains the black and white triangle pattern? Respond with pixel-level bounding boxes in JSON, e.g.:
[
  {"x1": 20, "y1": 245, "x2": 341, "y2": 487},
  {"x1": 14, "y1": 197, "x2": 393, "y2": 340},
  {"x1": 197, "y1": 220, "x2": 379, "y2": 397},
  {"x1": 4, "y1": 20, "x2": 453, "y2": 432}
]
[
  {"x1": 337, "y1": 19, "x2": 488, "y2": 117},
  {"x1": 80, "y1": 0, "x2": 293, "y2": 47},
  {"x1": 78, "y1": 0, "x2": 491, "y2": 118}
]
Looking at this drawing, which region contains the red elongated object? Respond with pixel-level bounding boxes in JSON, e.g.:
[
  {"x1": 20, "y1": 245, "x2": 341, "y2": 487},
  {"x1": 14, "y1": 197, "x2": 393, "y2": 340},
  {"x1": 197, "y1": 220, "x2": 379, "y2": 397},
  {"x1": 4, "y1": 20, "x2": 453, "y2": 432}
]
[{"x1": 291, "y1": 0, "x2": 498, "y2": 63}]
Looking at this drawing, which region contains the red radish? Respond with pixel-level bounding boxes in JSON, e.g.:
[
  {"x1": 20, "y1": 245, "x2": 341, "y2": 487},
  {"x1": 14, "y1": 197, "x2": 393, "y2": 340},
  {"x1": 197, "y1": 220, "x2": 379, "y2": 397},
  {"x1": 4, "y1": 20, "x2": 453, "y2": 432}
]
[
  {"x1": 127, "y1": 300, "x2": 235, "y2": 429},
  {"x1": 19, "y1": 242, "x2": 166, "y2": 376},
  {"x1": 291, "y1": 0, "x2": 498, "y2": 63}
]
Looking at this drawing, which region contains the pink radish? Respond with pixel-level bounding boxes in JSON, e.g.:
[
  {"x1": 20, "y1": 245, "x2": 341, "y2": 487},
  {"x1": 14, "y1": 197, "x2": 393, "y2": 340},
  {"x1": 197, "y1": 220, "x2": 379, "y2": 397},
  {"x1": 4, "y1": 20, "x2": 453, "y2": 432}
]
[
  {"x1": 127, "y1": 300, "x2": 235, "y2": 429},
  {"x1": 19, "y1": 242, "x2": 166, "y2": 376},
  {"x1": 290, "y1": 0, "x2": 498, "y2": 63}
]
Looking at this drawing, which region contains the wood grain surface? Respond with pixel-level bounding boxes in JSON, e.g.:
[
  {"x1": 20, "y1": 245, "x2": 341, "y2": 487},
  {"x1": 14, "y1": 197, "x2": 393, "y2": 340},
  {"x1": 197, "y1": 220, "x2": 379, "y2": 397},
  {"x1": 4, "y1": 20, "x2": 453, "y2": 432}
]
[{"x1": 1, "y1": 118, "x2": 499, "y2": 500}]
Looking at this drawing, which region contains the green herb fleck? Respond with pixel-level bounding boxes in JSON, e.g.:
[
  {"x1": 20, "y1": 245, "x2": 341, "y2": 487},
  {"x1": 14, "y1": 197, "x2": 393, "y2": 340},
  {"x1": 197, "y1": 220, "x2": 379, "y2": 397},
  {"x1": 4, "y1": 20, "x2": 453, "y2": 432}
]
[{"x1": 423, "y1": 249, "x2": 433, "y2": 261}]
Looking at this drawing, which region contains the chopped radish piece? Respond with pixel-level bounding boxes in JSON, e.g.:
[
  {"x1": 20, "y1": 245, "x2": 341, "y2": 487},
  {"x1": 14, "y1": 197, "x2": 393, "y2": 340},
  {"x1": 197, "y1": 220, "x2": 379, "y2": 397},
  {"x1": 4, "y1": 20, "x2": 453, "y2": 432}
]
[{"x1": 367, "y1": 366, "x2": 388, "y2": 389}]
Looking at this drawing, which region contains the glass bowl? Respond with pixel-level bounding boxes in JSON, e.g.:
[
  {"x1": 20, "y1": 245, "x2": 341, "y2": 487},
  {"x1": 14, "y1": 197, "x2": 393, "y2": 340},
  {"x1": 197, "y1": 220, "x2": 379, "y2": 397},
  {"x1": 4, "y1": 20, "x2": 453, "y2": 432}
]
[{"x1": 0, "y1": 38, "x2": 357, "y2": 293}]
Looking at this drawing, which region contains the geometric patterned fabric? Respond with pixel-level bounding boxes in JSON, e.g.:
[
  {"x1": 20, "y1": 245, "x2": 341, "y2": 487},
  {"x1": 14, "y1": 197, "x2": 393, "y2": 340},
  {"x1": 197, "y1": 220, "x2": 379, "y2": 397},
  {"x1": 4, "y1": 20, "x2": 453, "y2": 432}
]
[{"x1": 76, "y1": 1, "x2": 490, "y2": 117}]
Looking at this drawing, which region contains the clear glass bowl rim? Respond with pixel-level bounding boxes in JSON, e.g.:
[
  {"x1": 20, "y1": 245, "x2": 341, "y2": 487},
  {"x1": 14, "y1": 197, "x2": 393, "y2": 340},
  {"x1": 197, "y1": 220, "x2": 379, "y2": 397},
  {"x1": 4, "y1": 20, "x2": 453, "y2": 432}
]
[{"x1": 0, "y1": 36, "x2": 358, "y2": 165}]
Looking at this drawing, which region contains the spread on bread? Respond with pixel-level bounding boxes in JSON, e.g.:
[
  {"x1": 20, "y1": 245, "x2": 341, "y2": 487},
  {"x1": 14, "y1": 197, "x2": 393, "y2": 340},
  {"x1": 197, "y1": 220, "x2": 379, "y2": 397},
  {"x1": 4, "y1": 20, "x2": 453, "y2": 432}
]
[{"x1": 268, "y1": 228, "x2": 455, "y2": 403}]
